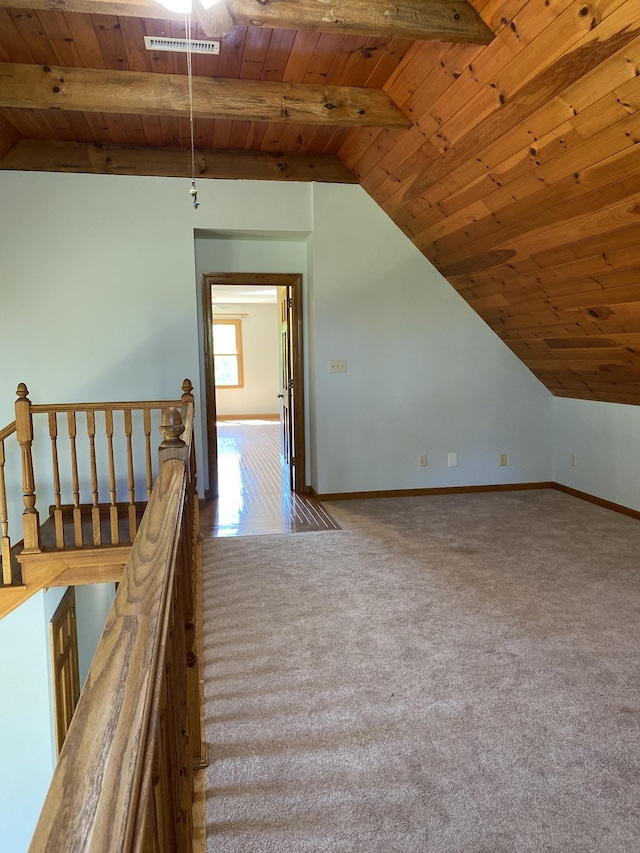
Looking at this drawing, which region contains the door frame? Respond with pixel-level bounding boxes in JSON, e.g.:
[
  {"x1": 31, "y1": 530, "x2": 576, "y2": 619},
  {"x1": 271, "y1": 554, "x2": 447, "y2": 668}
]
[
  {"x1": 201, "y1": 272, "x2": 306, "y2": 498},
  {"x1": 50, "y1": 586, "x2": 81, "y2": 755}
]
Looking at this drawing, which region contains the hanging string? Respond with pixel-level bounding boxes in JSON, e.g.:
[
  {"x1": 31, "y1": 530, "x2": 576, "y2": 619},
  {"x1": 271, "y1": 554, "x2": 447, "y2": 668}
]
[{"x1": 185, "y1": 11, "x2": 199, "y2": 209}]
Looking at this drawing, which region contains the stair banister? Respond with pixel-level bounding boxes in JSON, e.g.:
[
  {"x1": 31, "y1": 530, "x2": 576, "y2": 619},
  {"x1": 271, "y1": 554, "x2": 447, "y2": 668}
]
[
  {"x1": 28, "y1": 401, "x2": 202, "y2": 851},
  {"x1": 158, "y1": 400, "x2": 204, "y2": 767},
  {"x1": 1, "y1": 380, "x2": 201, "y2": 624},
  {"x1": 15, "y1": 383, "x2": 41, "y2": 554}
]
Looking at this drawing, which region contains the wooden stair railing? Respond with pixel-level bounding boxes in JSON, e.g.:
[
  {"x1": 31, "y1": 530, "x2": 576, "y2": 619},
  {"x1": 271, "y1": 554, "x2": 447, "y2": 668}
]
[
  {"x1": 28, "y1": 406, "x2": 204, "y2": 852},
  {"x1": 0, "y1": 380, "x2": 197, "y2": 619}
]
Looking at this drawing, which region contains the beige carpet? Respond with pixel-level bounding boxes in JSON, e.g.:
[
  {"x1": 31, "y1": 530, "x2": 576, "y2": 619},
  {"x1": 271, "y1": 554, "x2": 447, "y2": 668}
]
[{"x1": 203, "y1": 489, "x2": 640, "y2": 852}]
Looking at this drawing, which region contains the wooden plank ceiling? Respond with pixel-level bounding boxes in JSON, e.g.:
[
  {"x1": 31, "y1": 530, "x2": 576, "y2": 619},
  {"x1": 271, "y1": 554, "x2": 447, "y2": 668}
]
[{"x1": 1, "y1": 0, "x2": 640, "y2": 405}]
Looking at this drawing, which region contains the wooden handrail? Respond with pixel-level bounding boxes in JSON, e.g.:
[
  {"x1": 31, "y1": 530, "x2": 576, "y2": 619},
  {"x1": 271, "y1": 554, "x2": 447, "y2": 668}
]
[
  {"x1": 30, "y1": 400, "x2": 184, "y2": 414},
  {"x1": 29, "y1": 458, "x2": 195, "y2": 851},
  {"x1": 0, "y1": 421, "x2": 16, "y2": 441}
]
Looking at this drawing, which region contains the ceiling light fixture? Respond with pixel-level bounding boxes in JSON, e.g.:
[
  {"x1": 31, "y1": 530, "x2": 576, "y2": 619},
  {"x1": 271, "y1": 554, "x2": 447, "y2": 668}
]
[
  {"x1": 154, "y1": 0, "x2": 233, "y2": 207},
  {"x1": 184, "y1": 12, "x2": 199, "y2": 210},
  {"x1": 155, "y1": 0, "x2": 235, "y2": 38},
  {"x1": 158, "y1": 0, "x2": 222, "y2": 14}
]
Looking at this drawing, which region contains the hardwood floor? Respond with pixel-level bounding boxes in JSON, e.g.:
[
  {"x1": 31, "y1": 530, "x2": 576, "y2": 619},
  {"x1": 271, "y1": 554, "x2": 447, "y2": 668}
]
[{"x1": 200, "y1": 420, "x2": 339, "y2": 537}]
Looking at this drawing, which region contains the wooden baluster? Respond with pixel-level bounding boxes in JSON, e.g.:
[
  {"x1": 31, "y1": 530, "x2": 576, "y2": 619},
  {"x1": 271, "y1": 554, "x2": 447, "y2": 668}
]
[
  {"x1": 167, "y1": 588, "x2": 192, "y2": 853},
  {"x1": 0, "y1": 438, "x2": 11, "y2": 584},
  {"x1": 165, "y1": 615, "x2": 181, "y2": 850},
  {"x1": 15, "y1": 383, "x2": 41, "y2": 553},
  {"x1": 188, "y1": 413, "x2": 204, "y2": 762},
  {"x1": 104, "y1": 410, "x2": 119, "y2": 546},
  {"x1": 145, "y1": 747, "x2": 163, "y2": 853},
  {"x1": 48, "y1": 412, "x2": 65, "y2": 549},
  {"x1": 144, "y1": 408, "x2": 153, "y2": 500},
  {"x1": 176, "y1": 600, "x2": 194, "y2": 852},
  {"x1": 193, "y1": 493, "x2": 205, "y2": 767},
  {"x1": 87, "y1": 411, "x2": 102, "y2": 546},
  {"x1": 67, "y1": 410, "x2": 83, "y2": 548},
  {"x1": 135, "y1": 717, "x2": 163, "y2": 853},
  {"x1": 124, "y1": 410, "x2": 137, "y2": 543},
  {"x1": 156, "y1": 684, "x2": 177, "y2": 853},
  {"x1": 139, "y1": 788, "x2": 159, "y2": 853},
  {"x1": 181, "y1": 491, "x2": 204, "y2": 769}
]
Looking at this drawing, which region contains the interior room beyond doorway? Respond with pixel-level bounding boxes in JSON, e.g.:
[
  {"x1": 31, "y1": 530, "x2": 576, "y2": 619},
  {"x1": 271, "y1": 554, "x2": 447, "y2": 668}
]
[
  {"x1": 202, "y1": 277, "x2": 333, "y2": 535},
  {"x1": 201, "y1": 273, "x2": 306, "y2": 500}
]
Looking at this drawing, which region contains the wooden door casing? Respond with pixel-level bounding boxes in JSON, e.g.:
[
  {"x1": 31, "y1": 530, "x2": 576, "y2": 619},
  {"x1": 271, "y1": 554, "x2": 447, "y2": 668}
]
[
  {"x1": 50, "y1": 586, "x2": 81, "y2": 755},
  {"x1": 202, "y1": 272, "x2": 306, "y2": 496},
  {"x1": 278, "y1": 287, "x2": 294, "y2": 489}
]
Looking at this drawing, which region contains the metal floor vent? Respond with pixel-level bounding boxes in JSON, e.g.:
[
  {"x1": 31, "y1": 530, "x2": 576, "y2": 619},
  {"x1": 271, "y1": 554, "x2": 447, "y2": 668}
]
[{"x1": 144, "y1": 35, "x2": 220, "y2": 55}]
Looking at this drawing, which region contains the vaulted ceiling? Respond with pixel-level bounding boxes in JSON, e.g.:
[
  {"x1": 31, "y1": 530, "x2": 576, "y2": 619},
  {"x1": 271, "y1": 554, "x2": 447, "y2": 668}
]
[{"x1": 2, "y1": 0, "x2": 640, "y2": 405}]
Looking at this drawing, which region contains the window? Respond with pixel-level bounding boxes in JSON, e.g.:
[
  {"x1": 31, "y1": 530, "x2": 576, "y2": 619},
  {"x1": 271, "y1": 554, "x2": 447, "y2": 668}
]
[{"x1": 213, "y1": 319, "x2": 244, "y2": 388}]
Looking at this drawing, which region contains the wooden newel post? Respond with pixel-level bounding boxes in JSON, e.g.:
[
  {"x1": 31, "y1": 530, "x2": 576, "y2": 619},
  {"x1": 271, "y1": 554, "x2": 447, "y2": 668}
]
[
  {"x1": 159, "y1": 407, "x2": 189, "y2": 466},
  {"x1": 15, "y1": 383, "x2": 41, "y2": 553},
  {"x1": 181, "y1": 378, "x2": 194, "y2": 404}
]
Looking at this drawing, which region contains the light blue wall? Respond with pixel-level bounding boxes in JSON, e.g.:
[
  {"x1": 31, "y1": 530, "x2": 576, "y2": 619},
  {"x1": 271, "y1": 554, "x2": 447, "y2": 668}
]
[
  {"x1": 0, "y1": 174, "x2": 314, "y2": 515},
  {"x1": 8, "y1": 171, "x2": 639, "y2": 849},
  {"x1": 0, "y1": 581, "x2": 116, "y2": 851},
  {"x1": 194, "y1": 233, "x2": 310, "y2": 489},
  {"x1": 0, "y1": 172, "x2": 555, "y2": 500},
  {"x1": 75, "y1": 583, "x2": 117, "y2": 687},
  {"x1": 0, "y1": 592, "x2": 56, "y2": 852},
  {"x1": 310, "y1": 184, "x2": 553, "y2": 494},
  {"x1": 552, "y1": 397, "x2": 640, "y2": 511}
]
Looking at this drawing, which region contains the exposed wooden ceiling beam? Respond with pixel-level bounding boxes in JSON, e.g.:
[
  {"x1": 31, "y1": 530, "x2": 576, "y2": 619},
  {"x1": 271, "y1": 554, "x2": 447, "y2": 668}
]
[
  {"x1": 0, "y1": 63, "x2": 410, "y2": 128},
  {"x1": 0, "y1": 0, "x2": 494, "y2": 44},
  {"x1": 0, "y1": 0, "x2": 170, "y2": 19},
  {"x1": 0, "y1": 139, "x2": 359, "y2": 183},
  {"x1": 230, "y1": 0, "x2": 494, "y2": 44}
]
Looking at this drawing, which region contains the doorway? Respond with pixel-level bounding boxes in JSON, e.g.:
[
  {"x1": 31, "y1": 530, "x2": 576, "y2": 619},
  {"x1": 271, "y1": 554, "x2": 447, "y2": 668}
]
[
  {"x1": 201, "y1": 273, "x2": 306, "y2": 499},
  {"x1": 50, "y1": 586, "x2": 80, "y2": 755}
]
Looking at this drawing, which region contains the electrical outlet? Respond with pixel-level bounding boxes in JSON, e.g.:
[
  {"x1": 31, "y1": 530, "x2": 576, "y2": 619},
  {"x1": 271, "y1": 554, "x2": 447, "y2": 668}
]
[
  {"x1": 499, "y1": 453, "x2": 507, "y2": 466},
  {"x1": 448, "y1": 452, "x2": 458, "y2": 467},
  {"x1": 329, "y1": 359, "x2": 347, "y2": 373},
  {"x1": 419, "y1": 453, "x2": 427, "y2": 467},
  {"x1": 571, "y1": 453, "x2": 577, "y2": 466}
]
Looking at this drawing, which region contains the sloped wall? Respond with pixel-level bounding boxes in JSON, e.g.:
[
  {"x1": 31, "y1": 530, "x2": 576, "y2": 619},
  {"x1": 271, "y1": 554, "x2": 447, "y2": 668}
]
[{"x1": 309, "y1": 184, "x2": 553, "y2": 494}]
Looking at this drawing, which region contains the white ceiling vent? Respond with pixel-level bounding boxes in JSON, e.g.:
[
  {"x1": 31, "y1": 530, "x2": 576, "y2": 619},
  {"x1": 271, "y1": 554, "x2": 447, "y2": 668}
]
[{"x1": 144, "y1": 35, "x2": 220, "y2": 55}]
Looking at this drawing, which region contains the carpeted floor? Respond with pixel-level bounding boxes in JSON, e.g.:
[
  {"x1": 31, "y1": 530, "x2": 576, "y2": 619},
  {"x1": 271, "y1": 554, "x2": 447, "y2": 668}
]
[{"x1": 203, "y1": 489, "x2": 640, "y2": 852}]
